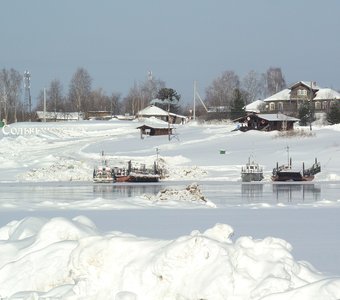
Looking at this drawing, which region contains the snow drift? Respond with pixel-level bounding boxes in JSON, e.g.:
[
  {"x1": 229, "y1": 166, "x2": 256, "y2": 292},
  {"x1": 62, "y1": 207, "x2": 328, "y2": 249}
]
[{"x1": 0, "y1": 216, "x2": 339, "y2": 300}]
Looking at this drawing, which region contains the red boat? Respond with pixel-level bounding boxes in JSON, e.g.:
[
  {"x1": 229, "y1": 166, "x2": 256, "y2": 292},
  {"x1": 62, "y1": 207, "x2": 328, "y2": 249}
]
[{"x1": 113, "y1": 161, "x2": 160, "y2": 183}]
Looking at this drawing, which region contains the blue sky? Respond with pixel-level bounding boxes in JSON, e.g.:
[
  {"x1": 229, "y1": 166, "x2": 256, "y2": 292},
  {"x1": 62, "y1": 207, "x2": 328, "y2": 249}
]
[{"x1": 1, "y1": 0, "x2": 340, "y2": 105}]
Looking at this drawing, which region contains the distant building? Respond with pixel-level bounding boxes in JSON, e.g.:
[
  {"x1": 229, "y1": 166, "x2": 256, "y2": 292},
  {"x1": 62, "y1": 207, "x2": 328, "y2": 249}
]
[
  {"x1": 263, "y1": 81, "x2": 340, "y2": 116},
  {"x1": 233, "y1": 113, "x2": 299, "y2": 131},
  {"x1": 86, "y1": 111, "x2": 112, "y2": 120},
  {"x1": 35, "y1": 111, "x2": 83, "y2": 122}
]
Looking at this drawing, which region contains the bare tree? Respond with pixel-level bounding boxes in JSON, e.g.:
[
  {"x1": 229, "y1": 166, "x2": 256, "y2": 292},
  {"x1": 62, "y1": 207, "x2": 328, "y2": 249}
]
[
  {"x1": 36, "y1": 79, "x2": 65, "y2": 112},
  {"x1": 205, "y1": 70, "x2": 240, "y2": 110},
  {"x1": 265, "y1": 67, "x2": 286, "y2": 96},
  {"x1": 241, "y1": 70, "x2": 265, "y2": 104},
  {"x1": 122, "y1": 76, "x2": 165, "y2": 115},
  {"x1": 141, "y1": 76, "x2": 165, "y2": 108},
  {"x1": 122, "y1": 82, "x2": 140, "y2": 115},
  {"x1": 49, "y1": 79, "x2": 64, "y2": 112},
  {"x1": 110, "y1": 92, "x2": 121, "y2": 116},
  {"x1": 0, "y1": 68, "x2": 22, "y2": 123},
  {"x1": 68, "y1": 68, "x2": 92, "y2": 115}
]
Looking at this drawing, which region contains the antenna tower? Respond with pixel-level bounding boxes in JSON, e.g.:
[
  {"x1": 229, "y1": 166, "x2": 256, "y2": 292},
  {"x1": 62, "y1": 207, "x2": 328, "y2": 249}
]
[{"x1": 23, "y1": 70, "x2": 32, "y2": 121}]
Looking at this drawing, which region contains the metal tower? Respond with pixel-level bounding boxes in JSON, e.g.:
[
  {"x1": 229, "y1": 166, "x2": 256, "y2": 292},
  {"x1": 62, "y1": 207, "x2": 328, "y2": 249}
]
[{"x1": 23, "y1": 70, "x2": 32, "y2": 121}]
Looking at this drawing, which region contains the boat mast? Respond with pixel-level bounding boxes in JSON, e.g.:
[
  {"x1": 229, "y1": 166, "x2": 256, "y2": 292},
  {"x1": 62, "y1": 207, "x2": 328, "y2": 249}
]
[
  {"x1": 193, "y1": 81, "x2": 196, "y2": 121},
  {"x1": 286, "y1": 146, "x2": 290, "y2": 167}
]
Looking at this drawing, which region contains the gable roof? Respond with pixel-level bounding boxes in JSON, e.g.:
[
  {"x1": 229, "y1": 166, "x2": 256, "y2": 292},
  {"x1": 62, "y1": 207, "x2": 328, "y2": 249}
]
[
  {"x1": 263, "y1": 81, "x2": 340, "y2": 102},
  {"x1": 136, "y1": 105, "x2": 187, "y2": 120},
  {"x1": 136, "y1": 105, "x2": 168, "y2": 117},
  {"x1": 257, "y1": 113, "x2": 299, "y2": 122},
  {"x1": 136, "y1": 117, "x2": 173, "y2": 129},
  {"x1": 233, "y1": 112, "x2": 299, "y2": 123},
  {"x1": 289, "y1": 81, "x2": 320, "y2": 90},
  {"x1": 314, "y1": 88, "x2": 340, "y2": 100},
  {"x1": 244, "y1": 100, "x2": 265, "y2": 113},
  {"x1": 263, "y1": 89, "x2": 290, "y2": 102}
]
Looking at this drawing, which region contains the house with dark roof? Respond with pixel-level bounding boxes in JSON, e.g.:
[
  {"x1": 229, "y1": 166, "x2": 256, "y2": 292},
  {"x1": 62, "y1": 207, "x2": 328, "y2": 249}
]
[
  {"x1": 233, "y1": 113, "x2": 299, "y2": 131},
  {"x1": 263, "y1": 81, "x2": 340, "y2": 116}
]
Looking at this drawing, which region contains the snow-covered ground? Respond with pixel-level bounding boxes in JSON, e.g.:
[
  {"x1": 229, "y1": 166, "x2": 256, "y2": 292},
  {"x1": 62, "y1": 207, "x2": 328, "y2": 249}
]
[{"x1": 0, "y1": 120, "x2": 340, "y2": 299}]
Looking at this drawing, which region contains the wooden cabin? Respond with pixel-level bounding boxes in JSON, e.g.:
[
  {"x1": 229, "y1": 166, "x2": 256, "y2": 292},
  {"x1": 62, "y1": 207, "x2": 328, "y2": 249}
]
[
  {"x1": 137, "y1": 124, "x2": 173, "y2": 136},
  {"x1": 234, "y1": 113, "x2": 299, "y2": 131},
  {"x1": 136, "y1": 117, "x2": 174, "y2": 137}
]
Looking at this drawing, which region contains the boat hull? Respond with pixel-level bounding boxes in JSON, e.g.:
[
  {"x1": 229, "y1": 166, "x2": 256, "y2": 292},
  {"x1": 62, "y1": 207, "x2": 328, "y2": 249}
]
[
  {"x1": 271, "y1": 171, "x2": 314, "y2": 182},
  {"x1": 241, "y1": 172, "x2": 264, "y2": 182},
  {"x1": 115, "y1": 174, "x2": 160, "y2": 183}
]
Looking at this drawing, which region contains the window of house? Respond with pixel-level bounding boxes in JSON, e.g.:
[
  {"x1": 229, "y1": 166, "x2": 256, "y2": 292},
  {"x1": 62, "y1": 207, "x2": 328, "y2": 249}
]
[
  {"x1": 322, "y1": 101, "x2": 328, "y2": 110},
  {"x1": 330, "y1": 100, "x2": 336, "y2": 107},
  {"x1": 315, "y1": 101, "x2": 321, "y2": 110},
  {"x1": 297, "y1": 89, "x2": 307, "y2": 96},
  {"x1": 269, "y1": 102, "x2": 275, "y2": 111},
  {"x1": 278, "y1": 102, "x2": 283, "y2": 112}
]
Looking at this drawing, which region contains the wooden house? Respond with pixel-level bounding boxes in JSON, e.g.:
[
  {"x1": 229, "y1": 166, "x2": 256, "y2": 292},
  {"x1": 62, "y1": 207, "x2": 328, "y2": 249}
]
[
  {"x1": 263, "y1": 81, "x2": 340, "y2": 116},
  {"x1": 234, "y1": 113, "x2": 299, "y2": 131}
]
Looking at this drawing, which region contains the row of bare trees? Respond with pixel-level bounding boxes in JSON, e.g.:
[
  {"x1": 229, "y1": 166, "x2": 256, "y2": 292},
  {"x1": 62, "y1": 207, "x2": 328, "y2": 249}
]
[
  {"x1": 205, "y1": 67, "x2": 286, "y2": 111},
  {"x1": 0, "y1": 66, "x2": 287, "y2": 123}
]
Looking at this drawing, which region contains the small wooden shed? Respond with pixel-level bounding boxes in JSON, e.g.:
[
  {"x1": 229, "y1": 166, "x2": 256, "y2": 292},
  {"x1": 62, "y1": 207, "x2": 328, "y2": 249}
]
[
  {"x1": 136, "y1": 117, "x2": 174, "y2": 137},
  {"x1": 234, "y1": 113, "x2": 299, "y2": 131},
  {"x1": 137, "y1": 124, "x2": 173, "y2": 136}
]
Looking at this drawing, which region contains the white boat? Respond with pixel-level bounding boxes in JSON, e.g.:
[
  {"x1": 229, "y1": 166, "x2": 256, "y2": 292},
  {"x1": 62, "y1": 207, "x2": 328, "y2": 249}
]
[
  {"x1": 241, "y1": 157, "x2": 264, "y2": 182},
  {"x1": 93, "y1": 151, "x2": 115, "y2": 183}
]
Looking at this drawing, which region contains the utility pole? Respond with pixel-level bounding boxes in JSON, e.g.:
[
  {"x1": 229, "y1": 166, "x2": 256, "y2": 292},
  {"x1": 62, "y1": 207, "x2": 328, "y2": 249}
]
[
  {"x1": 23, "y1": 70, "x2": 32, "y2": 121},
  {"x1": 193, "y1": 81, "x2": 196, "y2": 121},
  {"x1": 43, "y1": 88, "x2": 46, "y2": 122},
  {"x1": 309, "y1": 81, "x2": 313, "y2": 131}
]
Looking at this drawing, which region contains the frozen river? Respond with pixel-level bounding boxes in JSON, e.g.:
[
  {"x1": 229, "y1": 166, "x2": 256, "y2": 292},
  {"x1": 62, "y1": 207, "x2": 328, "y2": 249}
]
[
  {"x1": 0, "y1": 181, "x2": 339, "y2": 275},
  {"x1": 0, "y1": 181, "x2": 339, "y2": 206}
]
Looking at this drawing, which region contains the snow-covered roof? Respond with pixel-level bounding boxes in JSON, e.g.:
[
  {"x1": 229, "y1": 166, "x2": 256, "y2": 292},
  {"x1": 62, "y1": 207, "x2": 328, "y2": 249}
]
[
  {"x1": 314, "y1": 88, "x2": 340, "y2": 100},
  {"x1": 137, "y1": 117, "x2": 174, "y2": 129},
  {"x1": 263, "y1": 89, "x2": 291, "y2": 102},
  {"x1": 244, "y1": 100, "x2": 265, "y2": 113},
  {"x1": 137, "y1": 105, "x2": 187, "y2": 119},
  {"x1": 290, "y1": 81, "x2": 321, "y2": 90},
  {"x1": 136, "y1": 105, "x2": 168, "y2": 117},
  {"x1": 257, "y1": 113, "x2": 299, "y2": 122}
]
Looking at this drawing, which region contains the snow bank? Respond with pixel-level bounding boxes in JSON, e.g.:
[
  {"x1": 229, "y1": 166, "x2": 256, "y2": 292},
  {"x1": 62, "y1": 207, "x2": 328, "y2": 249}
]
[{"x1": 0, "y1": 216, "x2": 339, "y2": 300}]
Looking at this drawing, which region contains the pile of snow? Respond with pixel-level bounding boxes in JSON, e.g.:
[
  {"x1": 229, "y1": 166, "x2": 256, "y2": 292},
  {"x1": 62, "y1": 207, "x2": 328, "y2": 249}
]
[
  {"x1": 141, "y1": 183, "x2": 216, "y2": 208},
  {"x1": 18, "y1": 157, "x2": 92, "y2": 182},
  {"x1": 0, "y1": 216, "x2": 339, "y2": 299}
]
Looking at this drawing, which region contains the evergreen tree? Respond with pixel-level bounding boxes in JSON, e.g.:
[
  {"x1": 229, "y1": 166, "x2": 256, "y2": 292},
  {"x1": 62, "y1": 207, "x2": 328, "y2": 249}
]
[
  {"x1": 155, "y1": 88, "x2": 181, "y2": 113},
  {"x1": 298, "y1": 102, "x2": 315, "y2": 126},
  {"x1": 230, "y1": 89, "x2": 245, "y2": 119},
  {"x1": 327, "y1": 103, "x2": 340, "y2": 124}
]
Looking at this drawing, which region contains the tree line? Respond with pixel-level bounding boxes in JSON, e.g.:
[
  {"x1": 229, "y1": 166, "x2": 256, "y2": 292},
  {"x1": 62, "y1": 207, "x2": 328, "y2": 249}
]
[{"x1": 1, "y1": 66, "x2": 339, "y2": 124}]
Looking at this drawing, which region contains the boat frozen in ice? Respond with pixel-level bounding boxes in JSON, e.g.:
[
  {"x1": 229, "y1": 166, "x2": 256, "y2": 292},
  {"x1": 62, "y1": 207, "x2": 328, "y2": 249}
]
[{"x1": 241, "y1": 157, "x2": 264, "y2": 182}]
